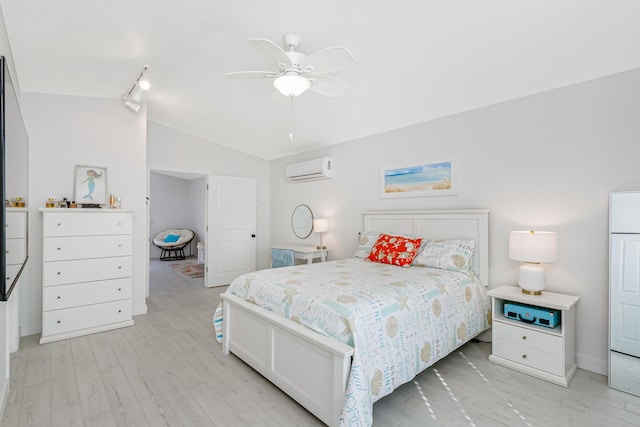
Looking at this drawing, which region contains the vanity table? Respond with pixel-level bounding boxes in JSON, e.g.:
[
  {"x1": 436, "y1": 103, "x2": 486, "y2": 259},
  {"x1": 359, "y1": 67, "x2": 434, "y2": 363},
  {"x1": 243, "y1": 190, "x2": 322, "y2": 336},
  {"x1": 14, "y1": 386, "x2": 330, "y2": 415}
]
[{"x1": 270, "y1": 244, "x2": 328, "y2": 264}]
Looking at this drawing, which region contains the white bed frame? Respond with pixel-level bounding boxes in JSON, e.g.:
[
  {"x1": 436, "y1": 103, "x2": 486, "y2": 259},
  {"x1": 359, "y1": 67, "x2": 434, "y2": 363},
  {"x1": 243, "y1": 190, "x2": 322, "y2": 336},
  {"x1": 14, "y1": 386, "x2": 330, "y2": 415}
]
[{"x1": 221, "y1": 209, "x2": 489, "y2": 426}]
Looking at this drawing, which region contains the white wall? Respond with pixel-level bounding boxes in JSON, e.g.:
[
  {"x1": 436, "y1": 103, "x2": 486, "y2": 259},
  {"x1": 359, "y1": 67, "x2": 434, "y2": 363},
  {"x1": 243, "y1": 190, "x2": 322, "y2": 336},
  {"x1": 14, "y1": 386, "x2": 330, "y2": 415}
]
[
  {"x1": 149, "y1": 172, "x2": 203, "y2": 259},
  {"x1": 147, "y1": 122, "x2": 271, "y2": 270},
  {"x1": 19, "y1": 92, "x2": 148, "y2": 336},
  {"x1": 270, "y1": 68, "x2": 640, "y2": 375}
]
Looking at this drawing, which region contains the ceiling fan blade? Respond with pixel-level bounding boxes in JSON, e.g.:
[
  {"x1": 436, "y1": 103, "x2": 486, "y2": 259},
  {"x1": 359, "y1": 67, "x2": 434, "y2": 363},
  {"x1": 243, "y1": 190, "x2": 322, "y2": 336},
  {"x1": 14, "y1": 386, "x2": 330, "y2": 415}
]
[
  {"x1": 300, "y1": 46, "x2": 354, "y2": 74},
  {"x1": 248, "y1": 38, "x2": 291, "y2": 68},
  {"x1": 225, "y1": 71, "x2": 278, "y2": 79},
  {"x1": 308, "y1": 74, "x2": 350, "y2": 97}
]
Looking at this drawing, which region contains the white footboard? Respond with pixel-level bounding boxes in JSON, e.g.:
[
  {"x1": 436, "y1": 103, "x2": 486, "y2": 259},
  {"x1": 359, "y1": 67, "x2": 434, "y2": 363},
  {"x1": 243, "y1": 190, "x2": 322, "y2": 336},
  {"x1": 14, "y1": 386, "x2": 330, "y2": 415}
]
[{"x1": 221, "y1": 293, "x2": 354, "y2": 427}]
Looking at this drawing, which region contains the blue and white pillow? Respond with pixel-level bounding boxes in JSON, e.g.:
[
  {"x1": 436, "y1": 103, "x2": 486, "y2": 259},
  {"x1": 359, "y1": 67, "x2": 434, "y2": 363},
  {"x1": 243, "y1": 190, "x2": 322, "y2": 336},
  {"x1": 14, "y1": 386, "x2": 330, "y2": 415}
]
[{"x1": 413, "y1": 238, "x2": 475, "y2": 271}]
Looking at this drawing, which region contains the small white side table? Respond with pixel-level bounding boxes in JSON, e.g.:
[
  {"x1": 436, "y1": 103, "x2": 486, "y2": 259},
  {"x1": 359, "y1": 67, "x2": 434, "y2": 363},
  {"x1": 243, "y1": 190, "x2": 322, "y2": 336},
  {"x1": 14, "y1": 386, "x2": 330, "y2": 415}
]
[
  {"x1": 270, "y1": 244, "x2": 328, "y2": 264},
  {"x1": 488, "y1": 285, "x2": 580, "y2": 387}
]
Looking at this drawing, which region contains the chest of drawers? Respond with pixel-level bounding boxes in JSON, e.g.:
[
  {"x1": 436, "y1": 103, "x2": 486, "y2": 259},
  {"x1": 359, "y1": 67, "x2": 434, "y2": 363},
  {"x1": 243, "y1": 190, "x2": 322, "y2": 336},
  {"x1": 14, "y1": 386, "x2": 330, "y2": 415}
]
[
  {"x1": 5, "y1": 208, "x2": 27, "y2": 289},
  {"x1": 40, "y1": 209, "x2": 134, "y2": 344}
]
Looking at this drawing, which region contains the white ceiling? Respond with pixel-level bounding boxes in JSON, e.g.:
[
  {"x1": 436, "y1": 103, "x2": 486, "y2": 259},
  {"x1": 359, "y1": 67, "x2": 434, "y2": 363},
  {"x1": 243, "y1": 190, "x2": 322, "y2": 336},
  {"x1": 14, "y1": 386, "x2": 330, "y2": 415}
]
[{"x1": 2, "y1": 1, "x2": 639, "y2": 160}]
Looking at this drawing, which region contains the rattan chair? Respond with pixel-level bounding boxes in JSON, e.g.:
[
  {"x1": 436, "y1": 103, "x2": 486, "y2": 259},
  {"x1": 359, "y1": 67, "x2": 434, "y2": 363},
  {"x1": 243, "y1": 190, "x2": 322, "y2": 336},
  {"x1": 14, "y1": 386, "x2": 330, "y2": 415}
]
[{"x1": 153, "y1": 229, "x2": 195, "y2": 261}]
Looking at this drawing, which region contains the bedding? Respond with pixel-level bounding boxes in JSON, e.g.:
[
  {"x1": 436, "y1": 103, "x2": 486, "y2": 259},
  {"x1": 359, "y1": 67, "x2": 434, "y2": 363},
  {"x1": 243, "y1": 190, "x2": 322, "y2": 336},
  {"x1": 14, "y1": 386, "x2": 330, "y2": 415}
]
[{"x1": 214, "y1": 258, "x2": 490, "y2": 427}]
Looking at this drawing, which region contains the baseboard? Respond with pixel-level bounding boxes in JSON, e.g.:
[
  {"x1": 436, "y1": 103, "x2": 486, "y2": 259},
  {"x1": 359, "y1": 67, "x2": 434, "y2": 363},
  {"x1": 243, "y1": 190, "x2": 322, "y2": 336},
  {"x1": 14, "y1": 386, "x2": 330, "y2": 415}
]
[
  {"x1": 577, "y1": 352, "x2": 607, "y2": 375},
  {"x1": 133, "y1": 303, "x2": 148, "y2": 316},
  {"x1": 20, "y1": 324, "x2": 40, "y2": 338},
  {"x1": 0, "y1": 375, "x2": 8, "y2": 422}
]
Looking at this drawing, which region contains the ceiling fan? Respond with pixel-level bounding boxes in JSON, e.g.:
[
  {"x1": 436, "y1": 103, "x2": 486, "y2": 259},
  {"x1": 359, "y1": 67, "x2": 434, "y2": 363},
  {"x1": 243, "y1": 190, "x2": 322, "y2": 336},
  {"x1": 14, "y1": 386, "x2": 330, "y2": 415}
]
[{"x1": 225, "y1": 33, "x2": 354, "y2": 98}]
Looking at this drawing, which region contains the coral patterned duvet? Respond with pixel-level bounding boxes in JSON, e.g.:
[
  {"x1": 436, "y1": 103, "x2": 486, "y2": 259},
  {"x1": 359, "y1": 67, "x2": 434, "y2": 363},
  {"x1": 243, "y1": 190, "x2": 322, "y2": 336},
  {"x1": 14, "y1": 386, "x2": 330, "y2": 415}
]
[{"x1": 214, "y1": 258, "x2": 490, "y2": 427}]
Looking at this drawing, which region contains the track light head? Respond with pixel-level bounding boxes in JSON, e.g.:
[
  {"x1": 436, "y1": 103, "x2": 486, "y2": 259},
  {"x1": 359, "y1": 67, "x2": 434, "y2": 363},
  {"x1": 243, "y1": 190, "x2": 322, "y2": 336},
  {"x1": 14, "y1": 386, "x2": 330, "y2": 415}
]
[
  {"x1": 122, "y1": 94, "x2": 141, "y2": 112},
  {"x1": 122, "y1": 65, "x2": 150, "y2": 112},
  {"x1": 138, "y1": 79, "x2": 150, "y2": 91}
]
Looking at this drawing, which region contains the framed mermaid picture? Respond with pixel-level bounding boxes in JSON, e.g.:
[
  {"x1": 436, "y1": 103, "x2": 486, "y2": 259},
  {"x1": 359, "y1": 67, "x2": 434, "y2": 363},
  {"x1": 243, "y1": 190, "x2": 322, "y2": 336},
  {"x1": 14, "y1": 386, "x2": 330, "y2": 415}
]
[{"x1": 74, "y1": 165, "x2": 107, "y2": 206}]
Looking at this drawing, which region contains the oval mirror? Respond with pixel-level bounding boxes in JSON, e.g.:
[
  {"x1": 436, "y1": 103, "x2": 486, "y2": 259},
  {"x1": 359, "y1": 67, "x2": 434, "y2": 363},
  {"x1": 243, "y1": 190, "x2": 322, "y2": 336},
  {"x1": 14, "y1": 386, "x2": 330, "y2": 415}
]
[{"x1": 292, "y1": 204, "x2": 314, "y2": 239}]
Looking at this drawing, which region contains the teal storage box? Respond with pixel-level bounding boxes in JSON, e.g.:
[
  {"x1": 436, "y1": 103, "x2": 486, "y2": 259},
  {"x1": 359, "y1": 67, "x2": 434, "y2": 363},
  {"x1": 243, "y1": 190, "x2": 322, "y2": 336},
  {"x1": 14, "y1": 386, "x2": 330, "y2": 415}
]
[{"x1": 504, "y1": 301, "x2": 560, "y2": 328}]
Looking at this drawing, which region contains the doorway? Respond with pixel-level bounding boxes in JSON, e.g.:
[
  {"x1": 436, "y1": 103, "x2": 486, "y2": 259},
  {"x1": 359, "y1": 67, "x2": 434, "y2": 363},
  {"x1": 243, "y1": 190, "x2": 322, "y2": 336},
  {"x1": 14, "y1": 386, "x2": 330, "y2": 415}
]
[
  {"x1": 147, "y1": 171, "x2": 257, "y2": 295},
  {"x1": 149, "y1": 170, "x2": 206, "y2": 292}
]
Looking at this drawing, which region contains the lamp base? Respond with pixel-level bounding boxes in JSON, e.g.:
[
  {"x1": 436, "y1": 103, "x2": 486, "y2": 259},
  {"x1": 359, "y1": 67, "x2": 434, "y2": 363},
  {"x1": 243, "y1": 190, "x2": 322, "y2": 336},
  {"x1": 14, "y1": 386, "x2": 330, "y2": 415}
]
[{"x1": 518, "y1": 262, "x2": 546, "y2": 295}]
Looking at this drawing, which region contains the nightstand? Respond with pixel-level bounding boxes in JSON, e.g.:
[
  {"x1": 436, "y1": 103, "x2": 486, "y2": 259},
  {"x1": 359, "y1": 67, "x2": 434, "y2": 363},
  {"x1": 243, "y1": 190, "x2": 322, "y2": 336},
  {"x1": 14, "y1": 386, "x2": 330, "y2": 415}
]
[{"x1": 488, "y1": 285, "x2": 580, "y2": 387}]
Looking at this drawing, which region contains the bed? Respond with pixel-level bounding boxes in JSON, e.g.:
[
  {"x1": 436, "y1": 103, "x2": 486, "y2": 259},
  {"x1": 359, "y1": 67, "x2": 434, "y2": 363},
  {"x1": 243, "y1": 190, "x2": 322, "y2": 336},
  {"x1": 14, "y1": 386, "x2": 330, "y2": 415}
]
[{"x1": 215, "y1": 209, "x2": 490, "y2": 426}]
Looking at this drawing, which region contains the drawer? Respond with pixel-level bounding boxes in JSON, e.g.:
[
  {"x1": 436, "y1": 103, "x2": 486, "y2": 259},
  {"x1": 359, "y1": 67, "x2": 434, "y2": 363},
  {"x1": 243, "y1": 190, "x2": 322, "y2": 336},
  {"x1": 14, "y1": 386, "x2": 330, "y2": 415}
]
[
  {"x1": 43, "y1": 212, "x2": 132, "y2": 237},
  {"x1": 43, "y1": 278, "x2": 131, "y2": 311},
  {"x1": 44, "y1": 235, "x2": 132, "y2": 261},
  {"x1": 5, "y1": 264, "x2": 22, "y2": 286},
  {"x1": 5, "y1": 238, "x2": 26, "y2": 264},
  {"x1": 493, "y1": 321, "x2": 562, "y2": 356},
  {"x1": 43, "y1": 300, "x2": 132, "y2": 337},
  {"x1": 44, "y1": 256, "x2": 131, "y2": 286},
  {"x1": 5, "y1": 212, "x2": 26, "y2": 238},
  {"x1": 493, "y1": 340, "x2": 563, "y2": 376}
]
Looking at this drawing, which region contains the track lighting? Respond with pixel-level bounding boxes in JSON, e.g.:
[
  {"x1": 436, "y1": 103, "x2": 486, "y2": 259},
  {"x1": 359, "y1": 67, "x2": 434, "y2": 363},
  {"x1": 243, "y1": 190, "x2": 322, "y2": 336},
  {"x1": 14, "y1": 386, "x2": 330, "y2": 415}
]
[{"x1": 122, "y1": 65, "x2": 150, "y2": 112}]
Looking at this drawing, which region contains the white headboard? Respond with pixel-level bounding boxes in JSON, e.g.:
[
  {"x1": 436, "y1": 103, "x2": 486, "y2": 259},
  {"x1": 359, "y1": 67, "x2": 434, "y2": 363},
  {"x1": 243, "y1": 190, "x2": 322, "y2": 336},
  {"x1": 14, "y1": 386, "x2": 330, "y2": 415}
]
[{"x1": 363, "y1": 209, "x2": 490, "y2": 285}]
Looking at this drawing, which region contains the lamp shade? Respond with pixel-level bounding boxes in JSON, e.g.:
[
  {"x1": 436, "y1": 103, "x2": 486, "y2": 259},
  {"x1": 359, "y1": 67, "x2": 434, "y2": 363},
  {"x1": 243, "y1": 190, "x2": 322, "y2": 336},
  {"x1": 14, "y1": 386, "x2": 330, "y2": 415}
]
[
  {"x1": 509, "y1": 231, "x2": 557, "y2": 263},
  {"x1": 273, "y1": 74, "x2": 310, "y2": 97},
  {"x1": 313, "y1": 218, "x2": 329, "y2": 233}
]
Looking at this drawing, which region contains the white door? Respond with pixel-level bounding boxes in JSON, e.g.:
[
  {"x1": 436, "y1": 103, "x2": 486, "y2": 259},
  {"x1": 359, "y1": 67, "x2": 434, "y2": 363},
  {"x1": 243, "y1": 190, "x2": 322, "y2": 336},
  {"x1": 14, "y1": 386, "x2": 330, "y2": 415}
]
[
  {"x1": 610, "y1": 233, "x2": 640, "y2": 356},
  {"x1": 205, "y1": 175, "x2": 256, "y2": 287}
]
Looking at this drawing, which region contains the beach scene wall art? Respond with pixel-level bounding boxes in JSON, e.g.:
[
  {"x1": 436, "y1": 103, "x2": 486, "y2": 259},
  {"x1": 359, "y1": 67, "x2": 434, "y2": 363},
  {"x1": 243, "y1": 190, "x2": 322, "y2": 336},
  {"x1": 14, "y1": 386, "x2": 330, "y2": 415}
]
[{"x1": 380, "y1": 160, "x2": 457, "y2": 198}]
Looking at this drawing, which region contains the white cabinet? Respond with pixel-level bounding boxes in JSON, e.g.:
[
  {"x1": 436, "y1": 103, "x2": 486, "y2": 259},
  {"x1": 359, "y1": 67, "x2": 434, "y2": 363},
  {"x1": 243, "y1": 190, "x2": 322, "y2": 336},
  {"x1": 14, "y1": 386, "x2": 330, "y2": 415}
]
[
  {"x1": 609, "y1": 191, "x2": 640, "y2": 396},
  {"x1": 488, "y1": 285, "x2": 580, "y2": 387},
  {"x1": 40, "y1": 209, "x2": 134, "y2": 344},
  {"x1": 5, "y1": 208, "x2": 27, "y2": 288}
]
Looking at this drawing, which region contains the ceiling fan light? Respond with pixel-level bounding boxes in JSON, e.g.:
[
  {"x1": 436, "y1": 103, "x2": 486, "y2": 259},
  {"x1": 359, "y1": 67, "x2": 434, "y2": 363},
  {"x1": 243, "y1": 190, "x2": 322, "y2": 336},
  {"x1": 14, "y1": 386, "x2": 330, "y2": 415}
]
[{"x1": 273, "y1": 74, "x2": 310, "y2": 97}]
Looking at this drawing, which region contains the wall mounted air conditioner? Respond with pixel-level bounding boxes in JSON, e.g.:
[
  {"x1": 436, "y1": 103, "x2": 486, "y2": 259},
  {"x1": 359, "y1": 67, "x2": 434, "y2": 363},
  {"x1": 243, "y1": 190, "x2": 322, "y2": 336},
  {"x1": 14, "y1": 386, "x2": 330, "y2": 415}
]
[{"x1": 285, "y1": 157, "x2": 333, "y2": 182}]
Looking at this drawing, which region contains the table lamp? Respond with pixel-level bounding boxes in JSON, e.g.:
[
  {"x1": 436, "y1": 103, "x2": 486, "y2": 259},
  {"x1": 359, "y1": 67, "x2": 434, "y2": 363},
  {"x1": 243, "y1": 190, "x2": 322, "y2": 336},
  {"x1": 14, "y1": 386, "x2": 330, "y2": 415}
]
[
  {"x1": 313, "y1": 218, "x2": 328, "y2": 250},
  {"x1": 509, "y1": 230, "x2": 557, "y2": 295}
]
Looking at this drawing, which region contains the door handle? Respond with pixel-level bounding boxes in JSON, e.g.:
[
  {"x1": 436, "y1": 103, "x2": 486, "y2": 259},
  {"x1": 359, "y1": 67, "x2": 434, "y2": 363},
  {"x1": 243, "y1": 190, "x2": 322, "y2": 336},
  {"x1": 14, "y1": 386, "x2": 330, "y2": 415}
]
[{"x1": 251, "y1": 234, "x2": 256, "y2": 238}]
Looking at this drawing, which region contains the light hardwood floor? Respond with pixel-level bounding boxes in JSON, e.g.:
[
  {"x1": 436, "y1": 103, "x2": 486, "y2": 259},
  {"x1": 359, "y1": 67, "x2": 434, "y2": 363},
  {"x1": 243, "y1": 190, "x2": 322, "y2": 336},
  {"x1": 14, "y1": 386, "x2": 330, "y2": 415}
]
[{"x1": 2, "y1": 258, "x2": 640, "y2": 426}]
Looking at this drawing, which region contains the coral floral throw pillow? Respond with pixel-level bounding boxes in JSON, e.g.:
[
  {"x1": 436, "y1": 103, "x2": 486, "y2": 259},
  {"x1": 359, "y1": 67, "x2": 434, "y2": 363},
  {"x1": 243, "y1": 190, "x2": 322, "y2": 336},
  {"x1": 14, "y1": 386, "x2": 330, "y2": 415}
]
[{"x1": 367, "y1": 234, "x2": 423, "y2": 267}]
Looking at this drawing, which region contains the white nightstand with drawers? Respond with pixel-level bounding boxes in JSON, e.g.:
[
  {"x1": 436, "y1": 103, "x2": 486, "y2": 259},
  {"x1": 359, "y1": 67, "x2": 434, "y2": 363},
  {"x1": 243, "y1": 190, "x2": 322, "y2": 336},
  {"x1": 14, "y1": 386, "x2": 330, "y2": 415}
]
[
  {"x1": 40, "y1": 209, "x2": 134, "y2": 344},
  {"x1": 488, "y1": 285, "x2": 580, "y2": 387}
]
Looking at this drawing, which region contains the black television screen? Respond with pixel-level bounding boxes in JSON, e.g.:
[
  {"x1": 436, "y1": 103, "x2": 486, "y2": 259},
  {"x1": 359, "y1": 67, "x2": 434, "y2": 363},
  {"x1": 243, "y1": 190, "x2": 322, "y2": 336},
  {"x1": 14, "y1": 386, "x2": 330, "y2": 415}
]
[{"x1": 1, "y1": 55, "x2": 29, "y2": 301}]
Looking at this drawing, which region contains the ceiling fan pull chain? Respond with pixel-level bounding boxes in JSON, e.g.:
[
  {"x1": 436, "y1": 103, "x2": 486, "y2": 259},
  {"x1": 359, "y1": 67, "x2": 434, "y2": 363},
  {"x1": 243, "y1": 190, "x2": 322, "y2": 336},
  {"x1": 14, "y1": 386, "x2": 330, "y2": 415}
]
[{"x1": 289, "y1": 97, "x2": 295, "y2": 142}]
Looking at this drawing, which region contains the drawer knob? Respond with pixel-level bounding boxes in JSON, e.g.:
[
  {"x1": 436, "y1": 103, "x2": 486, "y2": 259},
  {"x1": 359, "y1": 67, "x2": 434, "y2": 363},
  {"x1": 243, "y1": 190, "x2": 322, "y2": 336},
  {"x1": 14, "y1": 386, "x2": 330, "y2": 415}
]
[
  {"x1": 118, "y1": 310, "x2": 122, "y2": 313},
  {"x1": 57, "y1": 296, "x2": 61, "y2": 299},
  {"x1": 118, "y1": 266, "x2": 122, "y2": 269},
  {"x1": 522, "y1": 336, "x2": 527, "y2": 340},
  {"x1": 5, "y1": 250, "x2": 8, "y2": 254},
  {"x1": 57, "y1": 272, "x2": 61, "y2": 275},
  {"x1": 522, "y1": 354, "x2": 527, "y2": 359},
  {"x1": 118, "y1": 288, "x2": 122, "y2": 291},
  {"x1": 57, "y1": 223, "x2": 61, "y2": 226},
  {"x1": 57, "y1": 320, "x2": 61, "y2": 324},
  {"x1": 118, "y1": 244, "x2": 122, "y2": 247},
  {"x1": 6, "y1": 277, "x2": 10, "y2": 280},
  {"x1": 57, "y1": 247, "x2": 61, "y2": 251}
]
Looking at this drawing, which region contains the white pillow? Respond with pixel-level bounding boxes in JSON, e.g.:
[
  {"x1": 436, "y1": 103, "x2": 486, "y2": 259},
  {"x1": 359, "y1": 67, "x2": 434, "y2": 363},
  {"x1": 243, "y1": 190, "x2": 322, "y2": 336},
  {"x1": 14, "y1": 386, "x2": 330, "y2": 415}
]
[
  {"x1": 354, "y1": 231, "x2": 382, "y2": 258},
  {"x1": 413, "y1": 238, "x2": 475, "y2": 271}
]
